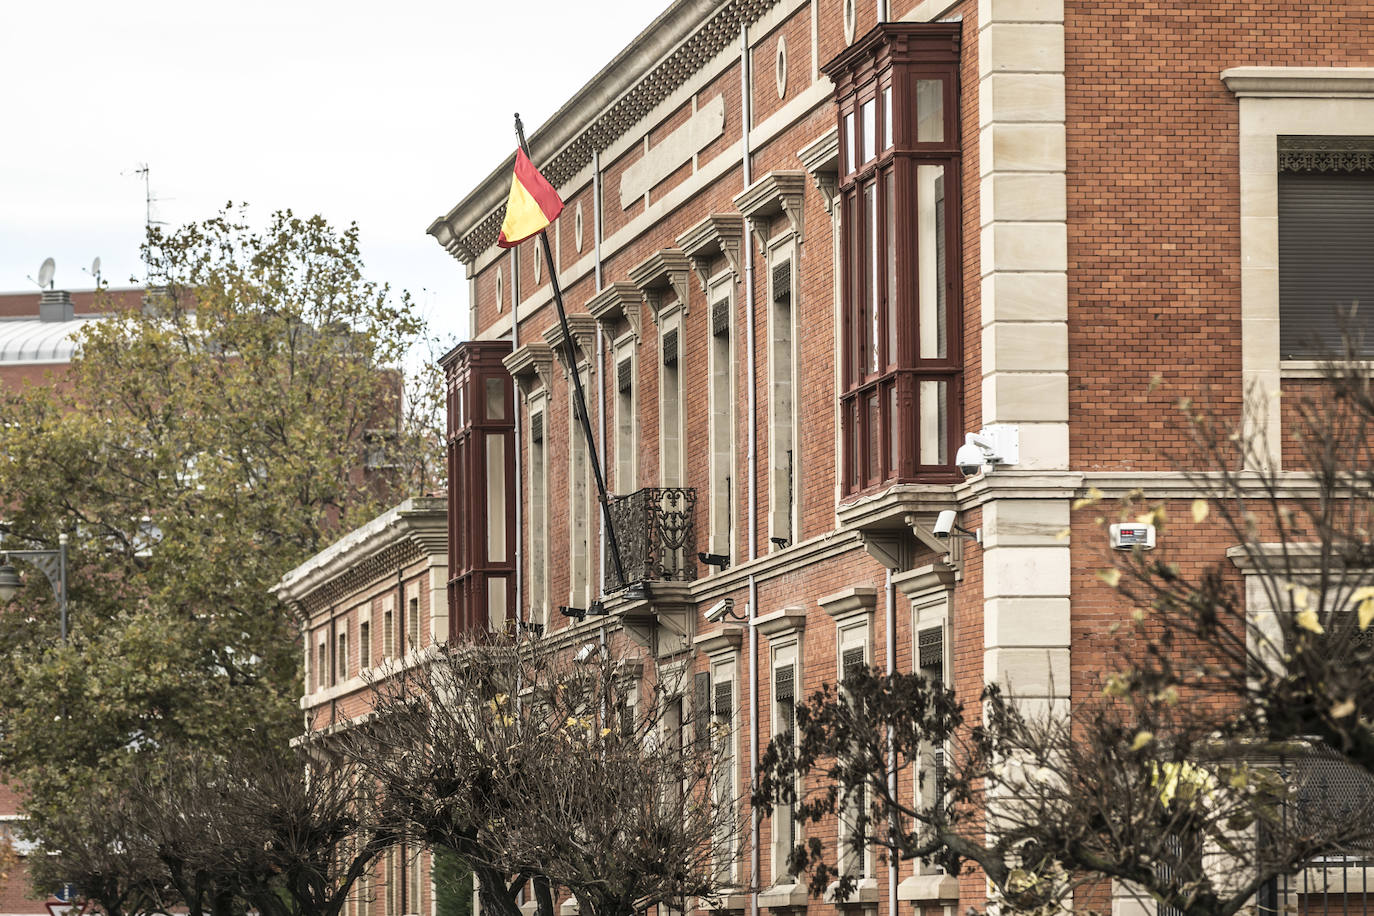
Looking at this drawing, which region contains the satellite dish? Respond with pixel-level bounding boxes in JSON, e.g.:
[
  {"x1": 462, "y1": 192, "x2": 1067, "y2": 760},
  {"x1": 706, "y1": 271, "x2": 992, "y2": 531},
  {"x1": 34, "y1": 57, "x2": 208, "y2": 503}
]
[
  {"x1": 37, "y1": 258, "x2": 55, "y2": 290},
  {"x1": 90, "y1": 257, "x2": 101, "y2": 280}
]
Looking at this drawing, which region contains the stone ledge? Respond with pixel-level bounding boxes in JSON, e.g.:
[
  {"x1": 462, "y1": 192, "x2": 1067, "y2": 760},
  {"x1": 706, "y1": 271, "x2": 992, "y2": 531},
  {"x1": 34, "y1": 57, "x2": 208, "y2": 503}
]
[
  {"x1": 896, "y1": 872, "x2": 960, "y2": 903},
  {"x1": 1222, "y1": 67, "x2": 1374, "y2": 99},
  {"x1": 759, "y1": 882, "x2": 810, "y2": 909}
]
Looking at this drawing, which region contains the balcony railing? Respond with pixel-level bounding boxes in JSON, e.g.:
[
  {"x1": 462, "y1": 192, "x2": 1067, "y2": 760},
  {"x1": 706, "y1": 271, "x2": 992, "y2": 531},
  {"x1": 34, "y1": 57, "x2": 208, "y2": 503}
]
[{"x1": 608, "y1": 487, "x2": 697, "y2": 587}]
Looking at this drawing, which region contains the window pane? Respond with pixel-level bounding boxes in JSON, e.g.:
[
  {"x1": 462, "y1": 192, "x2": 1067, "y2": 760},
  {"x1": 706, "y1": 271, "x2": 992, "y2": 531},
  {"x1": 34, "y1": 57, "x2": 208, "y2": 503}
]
[
  {"x1": 485, "y1": 377, "x2": 505, "y2": 420},
  {"x1": 866, "y1": 182, "x2": 879, "y2": 375},
  {"x1": 861, "y1": 98, "x2": 876, "y2": 164},
  {"x1": 844, "y1": 112, "x2": 856, "y2": 173},
  {"x1": 849, "y1": 192, "x2": 864, "y2": 384},
  {"x1": 883, "y1": 85, "x2": 893, "y2": 151},
  {"x1": 887, "y1": 383, "x2": 898, "y2": 475},
  {"x1": 919, "y1": 380, "x2": 948, "y2": 465},
  {"x1": 916, "y1": 79, "x2": 944, "y2": 143},
  {"x1": 916, "y1": 164, "x2": 948, "y2": 359},
  {"x1": 866, "y1": 391, "x2": 879, "y2": 482},
  {"x1": 885, "y1": 171, "x2": 896, "y2": 367}
]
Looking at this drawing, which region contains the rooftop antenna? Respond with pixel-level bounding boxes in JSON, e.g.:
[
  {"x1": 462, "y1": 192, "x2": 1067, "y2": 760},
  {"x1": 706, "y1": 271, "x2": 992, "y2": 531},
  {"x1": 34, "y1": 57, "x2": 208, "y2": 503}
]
[
  {"x1": 126, "y1": 163, "x2": 167, "y2": 231},
  {"x1": 28, "y1": 258, "x2": 56, "y2": 290},
  {"x1": 83, "y1": 257, "x2": 102, "y2": 286}
]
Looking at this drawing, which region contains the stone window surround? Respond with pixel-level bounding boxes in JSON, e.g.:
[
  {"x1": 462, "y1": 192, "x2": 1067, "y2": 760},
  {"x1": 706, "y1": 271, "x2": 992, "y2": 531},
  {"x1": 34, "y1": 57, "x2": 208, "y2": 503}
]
[
  {"x1": 527, "y1": 392, "x2": 550, "y2": 628},
  {"x1": 765, "y1": 229, "x2": 802, "y2": 552},
  {"x1": 658, "y1": 302, "x2": 687, "y2": 488},
  {"x1": 818, "y1": 586, "x2": 879, "y2": 896},
  {"x1": 707, "y1": 270, "x2": 738, "y2": 565},
  {"x1": 758, "y1": 606, "x2": 807, "y2": 902},
  {"x1": 1223, "y1": 67, "x2": 1374, "y2": 470},
  {"x1": 896, "y1": 563, "x2": 959, "y2": 900},
  {"x1": 613, "y1": 331, "x2": 638, "y2": 494}
]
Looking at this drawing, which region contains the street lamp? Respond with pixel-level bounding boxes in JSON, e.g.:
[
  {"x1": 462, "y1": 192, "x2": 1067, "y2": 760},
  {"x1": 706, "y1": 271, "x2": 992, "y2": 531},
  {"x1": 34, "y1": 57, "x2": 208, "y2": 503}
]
[{"x1": 0, "y1": 531, "x2": 69, "y2": 644}]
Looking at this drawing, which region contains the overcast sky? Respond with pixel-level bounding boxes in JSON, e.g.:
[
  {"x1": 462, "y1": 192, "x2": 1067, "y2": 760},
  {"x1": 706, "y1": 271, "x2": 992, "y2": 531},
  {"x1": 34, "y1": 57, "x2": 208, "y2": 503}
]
[{"x1": 0, "y1": 0, "x2": 656, "y2": 350}]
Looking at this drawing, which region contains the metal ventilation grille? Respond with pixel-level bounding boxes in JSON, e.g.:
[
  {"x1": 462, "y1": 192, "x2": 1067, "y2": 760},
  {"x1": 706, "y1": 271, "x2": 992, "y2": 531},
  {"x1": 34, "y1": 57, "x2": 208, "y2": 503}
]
[
  {"x1": 714, "y1": 679, "x2": 733, "y2": 721},
  {"x1": 775, "y1": 663, "x2": 794, "y2": 703},
  {"x1": 617, "y1": 358, "x2": 633, "y2": 393},
  {"x1": 918, "y1": 626, "x2": 944, "y2": 681},
  {"x1": 662, "y1": 328, "x2": 679, "y2": 365},
  {"x1": 530, "y1": 412, "x2": 543, "y2": 442},
  {"x1": 772, "y1": 260, "x2": 792, "y2": 302},
  {"x1": 841, "y1": 646, "x2": 864, "y2": 681},
  {"x1": 712, "y1": 299, "x2": 730, "y2": 337},
  {"x1": 933, "y1": 747, "x2": 946, "y2": 798}
]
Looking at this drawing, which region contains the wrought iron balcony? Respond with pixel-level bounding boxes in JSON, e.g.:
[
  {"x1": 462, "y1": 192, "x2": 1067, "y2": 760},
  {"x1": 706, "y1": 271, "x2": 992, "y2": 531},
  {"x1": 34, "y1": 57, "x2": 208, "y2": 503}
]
[{"x1": 608, "y1": 487, "x2": 697, "y2": 587}]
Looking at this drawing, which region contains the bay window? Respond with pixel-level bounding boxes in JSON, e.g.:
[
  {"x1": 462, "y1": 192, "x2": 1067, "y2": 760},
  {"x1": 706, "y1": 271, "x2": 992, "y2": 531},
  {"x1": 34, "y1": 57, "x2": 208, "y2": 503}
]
[{"x1": 824, "y1": 23, "x2": 963, "y2": 497}]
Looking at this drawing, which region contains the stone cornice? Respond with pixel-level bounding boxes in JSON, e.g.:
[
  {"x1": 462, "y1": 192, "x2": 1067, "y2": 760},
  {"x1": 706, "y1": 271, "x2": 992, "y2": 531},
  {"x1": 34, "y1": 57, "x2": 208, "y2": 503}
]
[
  {"x1": 428, "y1": 0, "x2": 780, "y2": 264},
  {"x1": 628, "y1": 249, "x2": 693, "y2": 323},
  {"x1": 733, "y1": 171, "x2": 808, "y2": 252},
  {"x1": 272, "y1": 496, "x2": 448, "y2": 616},
  {"x1": 819, "y1": 586, "x2": 878, "y2": 621},
  {"x1": 543, "y1": 314, "x2": 598, "y2": 371},
  {"x1": 755, "y1": 606, "x2": 807, "y2": 639},
  {"x1": 586, "y1": 281, "x2": 644, "y2": 342},
  {"x1": 1221, "y1": 67, "x2": 1374, "y2": 99},
  {"x1": 503, "y1": 341, "x2": 556, "y2": 394},
  {"x1": 797, "y1": 127, "x2": 840, "y2": 215},
  {"x1": 676, "y1": 214, "x2": 745, "y2": 291}
]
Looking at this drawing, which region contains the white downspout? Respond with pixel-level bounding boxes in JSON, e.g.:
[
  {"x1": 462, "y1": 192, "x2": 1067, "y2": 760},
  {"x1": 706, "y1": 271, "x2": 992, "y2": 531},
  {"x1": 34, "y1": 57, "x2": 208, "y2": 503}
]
[
  {"x1": 741, "y1": 20, "x2": 760, "y2": 916},
  {"x1": 886, "y1": 569, "x2": 897, "y2": 916},
  {"x1": 594, "y1": 147, "x2": 607, "y2": 604}
]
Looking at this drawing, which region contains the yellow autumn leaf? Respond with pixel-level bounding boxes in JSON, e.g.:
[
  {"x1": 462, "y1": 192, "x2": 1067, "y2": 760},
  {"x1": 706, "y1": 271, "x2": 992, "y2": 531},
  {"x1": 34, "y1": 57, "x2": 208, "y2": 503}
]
[
  {"x1": 1055, "y1": 528, "x2": 1072, "y2": 541},
  {"x1": 1352, "y1": 586, "x2": 1374, "y2": 603},
  {"x1": 1296, "y1": 609, "x2": 1324, "y2": 635},
  {"x1": 1072, "y1": 486, "x2": 1105, "y2": 511},
  {"x1": 1360, "y1": 598, "x2": 1374, "y2": 631},
  {"x1": 1131, "y1": 731, "x2": 1154, "y2": 751},
  {"x1": 1289, "y1": 584, "x2": 1310, "y2": 610},
  {"x1": 1192, "y1": 499, "x2": 1209, "y2": 523},
  {"x1": 1098, "y1": 568, "x2": 1122, "y2": 587},
  {"x1": 1332, "y1": 699, "x2": 1357, "y2": 719}
]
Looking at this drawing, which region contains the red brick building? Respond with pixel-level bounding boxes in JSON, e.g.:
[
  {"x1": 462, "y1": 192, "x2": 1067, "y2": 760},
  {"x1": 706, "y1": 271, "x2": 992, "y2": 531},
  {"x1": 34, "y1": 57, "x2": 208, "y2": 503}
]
[
  {"x1": 427, "y1": 2, "x2": 1370, "y2": 916},
  {"x1": 276, "y1": 495, "x2": 449, "y2": 916}
]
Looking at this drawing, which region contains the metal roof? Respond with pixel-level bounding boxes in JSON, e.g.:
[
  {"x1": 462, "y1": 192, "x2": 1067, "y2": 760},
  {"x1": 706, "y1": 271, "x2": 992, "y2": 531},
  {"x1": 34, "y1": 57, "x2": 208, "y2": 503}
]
[{"x1": 0, "y1": 317, "x2": 101, "y2": 365}]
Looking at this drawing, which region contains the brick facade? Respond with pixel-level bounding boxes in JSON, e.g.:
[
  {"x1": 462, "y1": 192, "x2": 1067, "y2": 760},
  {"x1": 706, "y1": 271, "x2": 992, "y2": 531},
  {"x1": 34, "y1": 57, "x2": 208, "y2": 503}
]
[{"x1": 417, "y1": 2, "x2": 1374, "y2": 916}]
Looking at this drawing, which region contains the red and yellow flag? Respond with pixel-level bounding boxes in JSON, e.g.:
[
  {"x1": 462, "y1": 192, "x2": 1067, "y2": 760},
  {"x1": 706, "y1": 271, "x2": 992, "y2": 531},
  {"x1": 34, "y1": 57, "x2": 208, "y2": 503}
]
[{"x1": 496, "y1": 149, "x2": 564, "y2": 248}]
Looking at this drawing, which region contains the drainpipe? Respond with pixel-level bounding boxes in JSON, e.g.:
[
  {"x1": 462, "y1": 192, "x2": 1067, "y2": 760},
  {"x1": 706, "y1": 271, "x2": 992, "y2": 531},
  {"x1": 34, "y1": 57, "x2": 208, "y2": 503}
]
[
  {"x1": 740, "y1": 20, "x2": 760, "y2": 916},
  {"x1": 594, "y1": 148, "x2": 607, "y2": 606},
  {"x1": 878, "y1": 0, "x2": 889, "y2": 21},
  {"x1": 886, "y1": 569, "x2": 897, "y2": 916},
  {"x1": 513, "y1": 247, "x2": 523, "y2": 629}
]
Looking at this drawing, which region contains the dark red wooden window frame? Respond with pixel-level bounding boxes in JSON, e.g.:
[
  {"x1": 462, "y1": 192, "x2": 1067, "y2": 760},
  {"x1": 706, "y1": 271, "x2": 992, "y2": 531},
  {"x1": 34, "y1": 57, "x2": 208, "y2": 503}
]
[{"x1": 824, "y1": 22, "x2": 964, "y2": 498}]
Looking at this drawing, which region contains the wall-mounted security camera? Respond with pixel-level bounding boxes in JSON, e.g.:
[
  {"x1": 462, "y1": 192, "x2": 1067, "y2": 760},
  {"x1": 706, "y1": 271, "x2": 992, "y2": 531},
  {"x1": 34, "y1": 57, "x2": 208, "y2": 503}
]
[
  {"x1": 704, "y1": 597, "x2": 735, "y2": 624},
  {"x1": 575, "y1": 642, "x2": 599, "y2": 664},
  {"x1": 933, "y1": 510, "x2": 957, "y2": 538},
  {"x1": 954, "y1": 425, "x2": 1020, "y2": 478},
  {"x1": 931, "y1": 509, "x2": 980, "y2": 544}
]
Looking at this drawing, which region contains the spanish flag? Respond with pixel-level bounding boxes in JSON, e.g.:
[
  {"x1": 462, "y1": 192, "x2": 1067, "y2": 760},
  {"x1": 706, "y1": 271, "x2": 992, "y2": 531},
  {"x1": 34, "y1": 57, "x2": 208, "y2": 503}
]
[{"x1": 497, "y1": 149, "x2": 564, "y2": 248}]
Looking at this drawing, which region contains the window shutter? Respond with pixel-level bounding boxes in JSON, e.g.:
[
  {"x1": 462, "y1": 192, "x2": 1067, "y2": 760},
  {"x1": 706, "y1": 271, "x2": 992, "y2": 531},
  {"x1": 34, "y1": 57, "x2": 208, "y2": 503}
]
[
  {"x1": 662, "y1": 327, "x2": 679, "y2": 365},
  {"x1": 712, "y1": 299, "x2": 731, "y2": 337},
  {"x1": 918, "y1": 626, "x2": 944, "y2": 682},
  {"x1": 714, "y1": 679, "x2": 734, "y2": 723},
  {"x1": 530, "y1": 412, "x2": 543, "y2": 442},
  {"x1": 617, "y1": 358, "x2": 633, "y2": 393},
  {"x1": 842, "y1": 646, "x2": 865, "y2": 681},
  {"x1": 775, "y1": 663, "x2": 795, "y2": 736},
  {"x1": 619, "y1": 700, "x2": 635, "y2": 738},
  {"x1": 694, "y1": 671, "x2": 711, "y2": 747},
  {"x1": 1278, "y1": 163, "x2": 1374, "y2": 358},
  {"x1": 933, "y1": 746, "x2": 946, "y2": 799},
  {"x1": 772, "y1": 260, "x2": 792, "y2": 303}
]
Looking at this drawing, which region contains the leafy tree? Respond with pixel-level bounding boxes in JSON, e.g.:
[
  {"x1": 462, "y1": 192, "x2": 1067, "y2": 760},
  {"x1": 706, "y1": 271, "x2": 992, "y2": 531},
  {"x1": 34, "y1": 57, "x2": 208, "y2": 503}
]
[
  {"x1": 757, "y1": 357, "x2": 1374, "y2": 916},
  {"x1": 0, "y1": 208, "x2": 442, "y2": 895}
]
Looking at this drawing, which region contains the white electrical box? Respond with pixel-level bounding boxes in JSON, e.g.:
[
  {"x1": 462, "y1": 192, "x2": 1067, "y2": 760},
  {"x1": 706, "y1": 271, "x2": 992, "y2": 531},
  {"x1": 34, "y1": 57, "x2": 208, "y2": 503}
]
[{"x1": 1110, "y1": 523, "x2": 1156, "y2": 551}]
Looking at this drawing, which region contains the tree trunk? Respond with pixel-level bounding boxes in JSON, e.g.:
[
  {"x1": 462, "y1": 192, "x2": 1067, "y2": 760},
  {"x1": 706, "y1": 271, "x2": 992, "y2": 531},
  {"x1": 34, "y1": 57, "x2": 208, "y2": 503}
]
[
  {"x1": 532, "y1": 875, "x2": 554, "y2": 916},
  {"x1": 473, "y1": 864, "x2": 523, "y2": 916}
]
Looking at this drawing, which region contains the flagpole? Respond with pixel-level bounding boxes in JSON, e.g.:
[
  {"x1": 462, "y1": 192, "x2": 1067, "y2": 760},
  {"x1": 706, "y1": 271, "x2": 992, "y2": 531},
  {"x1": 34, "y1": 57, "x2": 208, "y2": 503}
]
[{"x1": 514, "y1": 113, "x2": 630, "y2": 595}]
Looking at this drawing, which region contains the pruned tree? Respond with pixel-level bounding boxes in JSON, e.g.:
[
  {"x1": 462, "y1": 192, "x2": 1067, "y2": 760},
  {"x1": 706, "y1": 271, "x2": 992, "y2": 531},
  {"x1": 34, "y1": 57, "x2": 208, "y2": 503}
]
[
  {"x1": 346, "y1": 635, "x2": 738, "y2": 916},
  {"x1": 33, "y1": 740, "x2": 396, "y2": 916},
  {"x1": 758, "y1": 352, "x2": 1374, "y2": 916}
]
